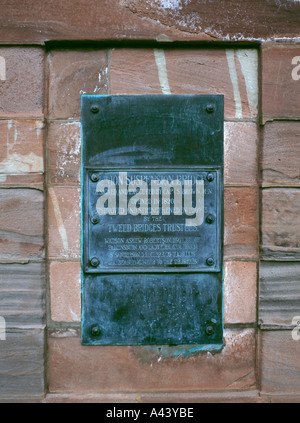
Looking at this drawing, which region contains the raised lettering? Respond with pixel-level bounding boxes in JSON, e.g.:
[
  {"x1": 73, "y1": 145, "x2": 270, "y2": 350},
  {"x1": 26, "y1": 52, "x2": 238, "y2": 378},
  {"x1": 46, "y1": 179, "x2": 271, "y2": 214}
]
[
  {"x1": 151, "y1": 179, "x2": 182, "y2": 216},
  {"x1": 96, "y1": 179, "x2": 116, "y2": 215},
  {"x1": 184, "y1": 179, "x2": 204, "y2": 226},
  {"x1": 128, "y1": 179, "x2": 148, "y2": 216}
]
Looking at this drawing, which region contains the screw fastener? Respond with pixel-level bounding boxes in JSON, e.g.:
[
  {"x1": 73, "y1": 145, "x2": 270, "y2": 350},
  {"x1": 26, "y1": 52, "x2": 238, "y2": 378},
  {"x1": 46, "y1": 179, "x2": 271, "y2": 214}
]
[
  {"x1": 91, "y1": 105, "x2": 99, "y2": 114},
  {"x1": 90, "y1": 173, "x2": 99, "y2": 182},
  {"x1": 90, "y1": 257, "x2": 100, "y2": 267},
  {"x1": 206, "y1": 257, "x2": 215, "y2": 266},
  {"x1": 206, "y1": 103, "x2": 215, "y2": 113},
  {"x1": 206, "y1": 214, "x2": 215, "y2": 224},
  {"x1": 206, "y1": 173, "x2": 214, "y2": 182},
  {"x1": 90, "y1": 324, "x2": 101, "y2": 337},
  {"x1": 91, "y1": 215, "x2": 100, "y2": 225},
  {"x1": 206, "y1": 325, "x2": 215, "y2": 336}
]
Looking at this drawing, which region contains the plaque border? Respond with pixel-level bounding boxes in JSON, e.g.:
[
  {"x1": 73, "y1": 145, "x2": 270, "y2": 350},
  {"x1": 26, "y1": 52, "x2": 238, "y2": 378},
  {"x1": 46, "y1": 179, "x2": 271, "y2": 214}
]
[{"x1": 82, "y1": 166, "x2": 223, "y2": 274}]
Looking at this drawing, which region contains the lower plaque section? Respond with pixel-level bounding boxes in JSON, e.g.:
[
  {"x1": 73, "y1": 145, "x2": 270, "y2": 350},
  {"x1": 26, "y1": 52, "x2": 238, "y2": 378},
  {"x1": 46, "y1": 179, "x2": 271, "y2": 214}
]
[{"x1": 82, "y1": 273, "x2": 223, "y2": 346}]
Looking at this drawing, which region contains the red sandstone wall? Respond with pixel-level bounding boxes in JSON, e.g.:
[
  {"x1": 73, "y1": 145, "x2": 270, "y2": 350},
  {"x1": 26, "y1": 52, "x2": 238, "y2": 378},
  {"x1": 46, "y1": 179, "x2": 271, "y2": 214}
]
[{"x1": 0, "y1": 0, "x2": 299, "y2": 402}]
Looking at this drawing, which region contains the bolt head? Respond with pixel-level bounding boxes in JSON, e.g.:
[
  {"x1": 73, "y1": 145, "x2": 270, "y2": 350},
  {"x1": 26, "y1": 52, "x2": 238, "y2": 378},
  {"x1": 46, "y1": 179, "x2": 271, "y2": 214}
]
[
  {"x1": 90, "y1": 257, "x2": 100, "y2": 267},
  {"x1": 91, "y1": 105, "x2": 99, "y2": 114},
  {"x1": 206, "y1": 214, "x2": 215, "y2": 224},
  {"x1": 206, "y1": 173, "x2": 214, "y2": 182},
  {"x1": 90, "y1": 324, "x2": 101, "y2": 337},
  {"x1": 206, "y1": 103, "x2": 215, "y2": 113},
  {"x1": 206, "y1": 257, "x2": 215, "y2": 266},
  {"x1": 90, "y1": 173, "x2": 99, "y2": 182},
  {"x1": 206, "y1": 325, "x2": 214, "y2": 336},
  {"x1": 91, "y1": 215, "x2": 100, "y2": 225}
]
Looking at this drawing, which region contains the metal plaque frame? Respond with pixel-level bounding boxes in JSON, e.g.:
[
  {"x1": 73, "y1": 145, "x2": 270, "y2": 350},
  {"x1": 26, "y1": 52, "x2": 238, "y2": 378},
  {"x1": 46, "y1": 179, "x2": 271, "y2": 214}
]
[
  {"x1": 83, "y1": 167, "x2": 221, "y2": 273},
  {"x1": 81, "y1": 94, "x2": 224, "y2": 347}
]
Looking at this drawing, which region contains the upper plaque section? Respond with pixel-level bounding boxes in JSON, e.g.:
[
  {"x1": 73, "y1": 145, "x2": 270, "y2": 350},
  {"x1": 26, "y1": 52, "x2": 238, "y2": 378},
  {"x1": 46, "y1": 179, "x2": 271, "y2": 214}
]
[{"x1": 81, "y1": 95, "x2": 224, "y2": 167}]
